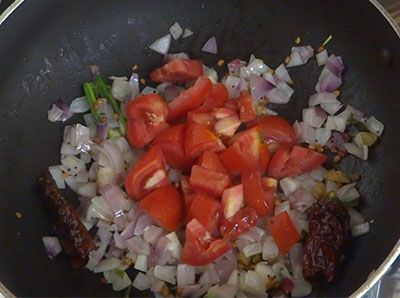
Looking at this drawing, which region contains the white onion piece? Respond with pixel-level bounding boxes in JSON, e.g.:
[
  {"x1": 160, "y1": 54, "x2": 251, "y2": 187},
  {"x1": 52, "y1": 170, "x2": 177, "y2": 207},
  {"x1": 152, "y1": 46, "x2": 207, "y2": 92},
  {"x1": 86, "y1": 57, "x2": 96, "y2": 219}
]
[
  {"x1": 48, "y1": 165, "x2": 65, "y2": 189},
  {"x1": 203, "y1": 65, "x2": 218, "y2": 84},
  {"x1": 239, "y1": 270, "x2": 265, "y2": 296},
  {"x1": 293, "y1": 121, "x2": 307, "y2": 143},
  {"x1": 149, "y1": 34, "x2": 171, "y2": 55},
  {"x1": 202, "y1": 36, "x2": 217, "y2": 54},
  {"x1": 263, "y1": 71, "x2": 277, "y2": 85},
  {"x1": 316, "y1": 49, "x2": 328, "y2": 66},
  {"x1": 113, "y1": 231, "x2": 126, "y2": 249},
  {"x1": 338, "y1": 104, "x2": 364, "y2": 123},
  {"x1": 292, "y1": 278, "x2": 312, "y2": 297},
  {"x1": 289, "y1": 243, "x2": 304, "y2": 279},
  {"x1": 286, "y1": 46, "x2": 314, "y2": 67},
  {"x1": 88, "y1": 196, "x2": 113, "y2": 221},
  {"x1": 206, "y1": 284, "x2": 238, "y2": 298},
  {"x1": 60, "y1": 142, "x2": 79, "y2": 156},
  {"x1": 133, "y1": 272, "x2": 150, "y2": 291},
  {"x1": 235, "y1": 238, "x2": 250, "y2": 254},
  {"x1": 224, "y1": 75, "x2": 241, "y2": 98},
  {"x1": 64, "y1": 175, "x2": 82, "y2": 194},
  {"x1": 316, "y1": 127, "x2": 332, "y2": 146},
  {"x1": 366, "y1": 116, "x2": 384, "y2": 136},
  {"x1": 134, "y1": 214, "x2": 154, "y2": 235},
  {"x1": 272, "y1": 263, "x2": 293, "y2": 279},
  {"x1": 325, "y1": 115, "x2": 346, "y2": 132},
  {"x1": 336, "y1": 182, "x2": 360, "y2": 202},
  {"x1": 250, "y1": 74, "x2": 274, "y2": 101},
  {"x1": 351, "y1": 222, "x2": 370, "y2": 237},
  {"x1": 169, "y1": 22, "x2": 183, "y2": 40},
  {"x1": 150, "y1": 279, "x2": 165, "y2": 293},
  {"x1": 111, "y1": 79, "x2": 132, "y2": 102},
  {"x1": 47, "y1": 104, "x2": 64, "y2": 122},
  {"x1": 247, "y1": 58, "x2": 269, "y2": 75},
  {"x1": 242, "y1": 242, "x2": 263, "y2": 258},
  {"x1": 227, "y1": 269, "x2": 240, "y2": 286},
  {"x1": 310, "y1": 166, "x2": 327, "y2": 181},
  {"x1": 140, "y1": 86, "x2": 158, "y2": 95},
  {"x1": 266, "y1": 86, "x2": 291, "y2": 104},
  {"x1": 126, "y1": 235, "x2": 150, "y2": 255},
  {"x1": 134, "y1": 254, "x2": 148, "y2": 272},
  {"x1": 262, "y1": 236, "x2": 279, "y2": 261},
  {"x1": 127, "y1": 72, "x2": 140, "y2": 100},
  {"x1": 78, "y1": 182, "x2": 96, "y2": 198},
  {"x1": 61, "y1": 155, "x2": 85, "y2": 175},
  {"x1": 275, "y1": 63, "x2": 292, "y2": 83},
  {"x1": 344, "y1": 143, "x2": 368, "y2": 160},
  {"x1": 326, "y1": 180, "x2": 340, "y2": 193},
  {"x1": 177, "y1": 264, "x2": 195, "y2": 287},
  {"x1": 84, "y1": 112, "x2": 95, "y2": 127},
  {"x1": 80, "y1": 152, "x2": 91, "y2": 164},
  {"x1": 42, "y1": 236, "x2": 62, "y2": 259},
  {"x1": 112, "y1": 271, "x2": 132, "y2": 291},
  {"x1": 154, "y1": 265, "x2": 176, "y2": 285},
  {"x1": 274, "y1": 200, "x2": 291, "y2": 215},
  {"x1": 182, "y1": 28, "x2": 194, "y2": 38},
  {"x1": 347, "y1": 208, "x2": 365, "y2": 227},
  {"x1": 320, "y1": 99, "x2": 343, "y2": 115},
  {"x1": 290, "y1": 210, "x2": 309, "y2": 234},
  {"x1": 228, "y1": 59, "x2": 247, "y2": 76},
  {"x1": 238, "y1": 226, "x2": 265, "y2": 243},
  {"x1": 93, "y1": 257, "x2": 122, "y2": 273},
  {"x1": 239, "y1": 66, "x2": 251, "y2": 80},
  {"x1": 303, "y1": 107, "x2": 327, "y2": 128},
  {"x1": 101, "y1": 184, "x2": 131, "y2": 218},
  {"x1": 143, "y1": 225, "x2": 163, "y2": 244},
  {"x1": 164, "y1": 52, "x2": 189, "y2": 63},
  {"x1": 309, "y1": 92, "x2": 337, "y2": 106},
  {"x1": 289, "y1": 189, "x2": 316, "y2": 212},
  {"x1": 182, "y1": 284, "x2": 201, "y2": 296},
  {"x1": 165, "y1": 232, "x2": 182, "y2": 260},
  {"x1": 69, "y1": 96, "x2": 90, "y2": 113},
  {"x1": 168, "y1": 168, "x2": 181, "y2": 183},
  {"x1": 255, "y1": 263, "x2": 278, "y2": 289}
]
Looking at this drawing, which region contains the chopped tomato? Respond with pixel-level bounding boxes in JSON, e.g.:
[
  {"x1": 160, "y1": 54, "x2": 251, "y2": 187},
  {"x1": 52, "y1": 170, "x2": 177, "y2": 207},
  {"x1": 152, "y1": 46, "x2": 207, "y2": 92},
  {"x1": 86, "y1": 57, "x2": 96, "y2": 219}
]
[
  {"x1": 221, "y1": 184, "x2": 244, "y2": 219},
  {"x1": 225, "y1": 98, "x2": 239, "y2": 113},
  {"x1": 181, "y1": 219, "x2": 231, "y2": 266},
  {"x1": 187, "y1": 110, "x2": 216, "y2": 131},
  {"x1": 181, "y1": 175, "x2": 194, "y2": 210},
  {"x1": 267, "y1": 145, "x2": 327, "y2": 180},
  {"x1": 152, "y1": 124, "x2": 194, "y2": 171},
  {"x1": 125, "y1": 146, "x2": 169, "y2": 200},
  {"x1": 214, "y1": 114, "x2": 241, "y2": 137},
  {"x1": 138, "y1": 185, "x2": 183, "y2": 232},
  {"x1": 198, "y1": 83, "x2": 229, "y2": 112},
  {"x1": 220, "y1": 207, "x2": 258, "y2": 240},
  {"x1": 247, "y1": 115, "x2": 297, "y2": 147},
  {"x1": 241, "y1": 170, "x2": 275, "y2": 216},
  {"x1": 186, "y1": 194, "x2": 220, "y2": 234},
  {"x1": 267, "y1": 211, "x2": 300, "y2": 254},
  {"x1": 197, "y1": 151, "x2": 228, "y2": 175},
  {"x1": 189, "y1": 165, "x2": 231, "y2": 197},
  {"x1": 168, "y1": 77, "x2": 212, "y2": 121},
  {"x1": 149, "y1": 59, "x2": 203, "y2": 82},
  {"x1": 220, "y1": 127, "x2": 269, "y2": 174},
  {"x1": 237, "y1": 91, "x2": 256, "y2": 123},
  {"x1": 184, "y1": 122, "x2": 225, "y2": 158},
  {"x1": 125, "y1": 94, "x2": 169, "y2": 148},
  {"x1": 211, "y1": 107, "x2": 236, "y2": 120}
]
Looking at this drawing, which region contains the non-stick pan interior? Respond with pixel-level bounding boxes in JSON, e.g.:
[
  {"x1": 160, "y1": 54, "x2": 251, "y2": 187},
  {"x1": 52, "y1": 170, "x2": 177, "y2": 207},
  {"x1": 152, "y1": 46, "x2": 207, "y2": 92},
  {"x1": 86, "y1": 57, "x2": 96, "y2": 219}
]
[{"x1": 1, "y1": 1, "x2": 400, "y2": 296}]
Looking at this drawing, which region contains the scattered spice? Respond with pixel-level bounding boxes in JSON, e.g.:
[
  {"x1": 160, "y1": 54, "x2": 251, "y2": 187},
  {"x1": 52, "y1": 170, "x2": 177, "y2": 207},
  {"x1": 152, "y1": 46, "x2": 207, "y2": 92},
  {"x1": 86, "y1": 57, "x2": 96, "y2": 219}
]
[
  {"x1": 334, "y1": 90, "x2": 340, "y2": 96},
  {"x1": 140, "y1": 78, "x2": 146, "y2": 85},
  {"x1": 284, "y1": 56, "x2": 290, "y2": 64},
  {"x1": 131, "y1": 64, "x2": 138, "y2": 71},
  {"x1": 294, "y1": 36, "x2": 301, "y2": 44},
  {"x1": 15, "y1": 212, "x2": 22, "y2": 218},
  {"x1": 217, "y1": 59, "x2": 225, "y2": 66},
  {"x1": 353, "y1": 172, "x2": 361, "y2": 180}
]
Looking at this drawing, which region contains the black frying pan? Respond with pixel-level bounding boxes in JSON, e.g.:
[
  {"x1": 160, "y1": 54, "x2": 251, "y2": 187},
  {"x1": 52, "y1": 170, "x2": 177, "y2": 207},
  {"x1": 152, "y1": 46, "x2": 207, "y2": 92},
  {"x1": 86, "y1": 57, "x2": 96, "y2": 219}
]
[{"x1": 1, "y1": 0, "x2": 400, "y2": 297}]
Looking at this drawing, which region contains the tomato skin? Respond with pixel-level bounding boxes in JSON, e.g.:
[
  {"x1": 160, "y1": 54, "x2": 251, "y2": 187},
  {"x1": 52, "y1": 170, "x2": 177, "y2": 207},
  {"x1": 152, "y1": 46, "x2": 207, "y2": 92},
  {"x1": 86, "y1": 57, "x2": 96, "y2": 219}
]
[
  {"x1": 221, "y1": 184, "x2": 244, "y2": 219},
  {"x1": 267, "y1": 211, "x2": 300, "y2": 254},
  {"x1": 241, "y1": 170, "x2": 275, "y2": 217},
  {"x1": 138, "y1": 185, "x2": 183, "y2": 232},
  {"x1": 237, "y1": 91, "x2": 256, "y2": 123},
  {"x1": 247, "y1": 115, "x2": 297, "y2": 147},
  {"x1": 197, "y1": 150, "x2": 228, "y2": 175},
  {"x1": 189, "y1": 165, "x2": 231, "y2": 197},
  {"x1": 186, "y1": 194, "x2": 220, "y2": 234},
  {"x1": 225, "y1": 98, "x2": 239, "y2": 113},
  {"x1": 220, "y1": 207, "x2": 258, "y2": 240},
  {"x1": 184, "y1": 122, "x2": 225, "y2": 159},
  {"x1": 168, "y1": 77, "x2": 213, "y2": 121},
  {"x1": 187, "y1": 110, "x2": 216, "y2": 131},
  {"x1": 198, "y1": 83, "x2": 229, "y2": 112},
  {"x1": 267, "y1": 145, "x2": 327, "y2": 180},
  {"x1": 125, "y1": 146, "x2": 169, "y2": 200},
  {"x1": 181, "y1": 219, "x2": 231, "y2": 266},
  {"x1": 149, "y1": 59, "x2": 203, "y2": 82}
]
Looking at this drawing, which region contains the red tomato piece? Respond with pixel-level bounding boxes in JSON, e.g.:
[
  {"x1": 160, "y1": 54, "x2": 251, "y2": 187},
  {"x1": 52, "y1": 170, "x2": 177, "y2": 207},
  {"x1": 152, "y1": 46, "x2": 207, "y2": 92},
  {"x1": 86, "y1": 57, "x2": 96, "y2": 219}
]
[
  {"x1": 186, "y1": 194, "x2": 220, "y2": 234},
  {"x1": 267, "y1": 145, "x2": 327, "y2": 180},
  {"x1": 168, "y1": 77, "x2": 213, "y2": 121},
  {"x1": 149, "y1": 59, "x2": 203, "y2": 82},
  {"x1": 180, "y1": 175, "x2": 194, "y2": 210},
  {"x1": 184, "y1": 122, "x2": 225, "y2": 158},
  {"x1": 237, "y1": 91, "x2": 256, "y2": 123},
  {"x1": 152, "y1": 124, "x2": 194, "y2": 171},
  {"x1": 198, "y1": 83, "x2": 229, "y2": 112},
  {"x1": 189, "y1": 165, "x2": 231, "y2": 197},
  {"x1": 220, "y1": 207, "x2": 258, "y2": 240},
  {"x1": 267, "y1": 211, "x2": 300, "y2": 254},
  {"x1": 225, "y1": 98, "x2": 239, "y2": 113},
  {"x1": 125, "y1": 146, "x2": 169, "y2": 200},
  {"x1": 221, "y1": 184, "x2": 244, "y2": 219},
  {"x1": 187, "y1": 110, "x2": 216, "y2": 131},
  {"x1": 247, "y1": 115, "x2": 297, "y2": 147},
  {"x1": 197, "y1": 151, "x2": 228, "y2": 175},
  {"x1": 138, "y1": 185, "x2": 183, "y2": 232},
  {"x1": 214, "y1": 114, "x2": 241, "y2": 137},
  {"x1": 181, "y1": 219, "x2": 231, "y2": 266},
  {"x1": 220, "y1": 127, "x2": 269, "y2": 174},
  {"x1": 241, "y1": 170, "x2": 275, "y2": 217}
]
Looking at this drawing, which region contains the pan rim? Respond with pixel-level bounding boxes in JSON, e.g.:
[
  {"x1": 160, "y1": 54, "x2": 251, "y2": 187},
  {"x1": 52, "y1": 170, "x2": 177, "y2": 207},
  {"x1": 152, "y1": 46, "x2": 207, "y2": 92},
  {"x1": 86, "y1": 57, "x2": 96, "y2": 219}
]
[{"x1": 0, "y1": 0, "x2": 399, "y2": 297}]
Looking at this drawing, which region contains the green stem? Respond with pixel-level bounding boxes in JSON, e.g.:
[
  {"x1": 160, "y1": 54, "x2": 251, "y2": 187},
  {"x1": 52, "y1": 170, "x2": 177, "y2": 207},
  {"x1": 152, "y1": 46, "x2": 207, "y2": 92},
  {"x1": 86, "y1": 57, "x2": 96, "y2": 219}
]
[
  {"x1": 82, "y1": 82, "x2": 100, "y2": 121},
  {"x1": 95, "y1": 76, "x2": 120, "y2": 113}
]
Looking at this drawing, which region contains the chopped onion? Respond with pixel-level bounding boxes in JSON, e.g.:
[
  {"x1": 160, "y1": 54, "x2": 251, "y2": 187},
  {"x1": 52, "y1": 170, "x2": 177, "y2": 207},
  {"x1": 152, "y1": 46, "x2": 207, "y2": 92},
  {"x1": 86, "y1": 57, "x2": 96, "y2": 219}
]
[
  {"x1": 111, "y1": 79, "x2": 132, "y2": 102},
  {"x1": 239, "y1": 270, "x2": 265, "y2": 296},
  {"x1": 214, "y1": 258, "x2": 236, "y2": 284},
  {"x1": 310, "y1": 166, "x2": 327, "y2": 181},
  {"x1": 255, "y1": 263, "x2": 278, "y2": 289},
  {"x1": 228, "y1": 59, "x2": 247, "y2": 76},
  {"x1": 149, "y1": 237, "x2": 173, "y2": 267},
  {"x1": 303, "y1": 107, "x2": 327, "y2": 128},
  {"x1": 325, "y1": 115, "x2": 346, "y2": 132},
  {"x1": 101, "y1": 184, "x2": 131, "y2": 218},
  {"x1": 316, "y1": 49, "x2": 328, "y2": 66},
  {"x1": 235, "y1": 238, "x2": 250, "y2": 254},
  {"x1": 243, "y1": 242, "x2": 262, "y2": 258},
  {"x1": 262, "y1": 236, "x2": 279, "y2": 261},
  {"x1": 316, "y1": 71, "x2": 342, "y2": 93},
  {"x1": 126, "y1": 235, "x2": 150, "y2": 255},
  {"x1": 78, "y1": 182, "x2": 96, "y2": 198},
  {"x1": 90, "y1": 64, "x2": 100, "y2": 77},
  {"x1": 320, "y1": 99, "x2": 343, "y2": 115},
  {"x1": 344, "y1": 142, "x2": 368, "y2": 160},
  {"x1": 292, "y1": 278, "x2": 312, "y2": 297},
  {"x1": 134, "y1": 214, "x2": 154, "y2": 235},
  {"x1": 177, "y1": 264, "x2": 195, "y2": 287},
  {"x1": 227, "y1": 269, "x2": 240, "y2": 286},
  {"x1": 164, "y1": 84, "x2": 185, "y2": 102},
  {"x1": 224, "y1": 75, "x2": 241, "y2": 98},
  {"x1": 289, "y1": 243, "x2": 304, "y2": 279},
  {"x1": 351, "y1": 222, "x2": 370, "y2": 237},
  {"x1": 326, "y1": 130, "x2": 348, "y2": 153},
  {"x1": 129, "y1": 72, "x2": 140, "y2": 99},
  {"x1": 83, "y1": 113, "x2": 95, "y2": 126},
  {"x1": 238, "y1": 226, "x2": 265, "y2": 242},
  {"x1": 93, "y1": 257, "x2": 122, "y2": 273},
  {"x1": 69, "y1": 96, "x2": 90, "y2": 113},
  {"x1": 169, "y1": 22, "x2": 183, "y2": 40},
  {"x1": 366, "y1": 116, "x2": 384, "y2": 136},
  {"x1": 336, "y1": 182, "x2": 360, "y2": 202},
  {"x1": 266, "y1": 86, "x2": 291, "y2": 104},
  {"x1": 308, "y1": 92, "x2": 337, "y2": 106},
  {"x1": 272, "y1": 263, "x2": 293, "y2": 279},
  {"x1": 154, "y1": 265, "x2": 176, "y2": 285},
  {"x1": 150, "y1": 279, "x2": 165, "y2": 293},
  {"x1": 203, "y1": 65, "x2": 218, "y2": 84},
  {"x1": 315, "y1": 127, "x2": 332, "y2": 146},
  {"x1": 113, "y1": 231, "x2": 126, "y2": 249},
  {"x1": 286, "y1": 46, "x2": 314, "y2": 67},
  {"x1": 47, "y1": 104, "x2": 64, "y2": 122},
  {"x1": 164, "y1": 52, "x2": 189, "y2": 63},
  {"x1": 202, "y1": 36, "x2": 217, "y2": 54},
  {"x1": 249, "y1": 74, "x2": 274, "y2": 101},
  {"x1": 149, "y1": 34, "x2": 171, "y2": 55},
  {"x1": 338, "y1": 104, "x2": 365, "y2": 123},
  {"x1": 89, "y1": 196, "x2": 113, "y2": 221},
  {"x1": 182, "y1": 284, "x2": 202, "y2": 296},
  {"x1": 289, "y1": 189, "x2": 315, "y2": 212},
  {"x1": 168, "y1": 168, "x2": 181, "y2": 183},
  {"x1": 61, "y1": 155, "x2": 85, "y2": 175},
  {"x1": 206, "y1": 284, "x2": 238, "y2": 298},
  {"x1": 141, "y1": 86, "x2": 158, "y2": 95},
  {"x1": 165, "y1": 232, "x2": 182, "y2": 260},
  {"x1": 143, "y1": 225, "x2": 163, "y2": 244},
  {"x1": 347, "y1": 208, "x2": 365, "y2": 227},
  {"x1": 290, "y1": 210, "x2": 309, "y2": 234},
  {"x1": 247, "y1": 58, "x2": 269, "y2": 75},
  {"x1": 275, "y1": 63, "x2": 292, "y2": 83},
  {"x1": 48, "y1": 165, "x2": 65, "y2": 189},
  {"x1": 42, "y1": 236, "x2": 62, "y2": 259},
  {"x1": 326, "y1": 180, "x2": 340, "y2": 193},
  {"x1": 182, "y1": 28, "x2": 194, "y2": 38},
  {"x1": 133, "y1": 272, "x2": 150, "y2": 291},
  {"x1": 134, "y1": 254, "x2": 148, "y2": 272},
  {"x1": 274, "y1": 200, "x2": 291, "y2": 215}
]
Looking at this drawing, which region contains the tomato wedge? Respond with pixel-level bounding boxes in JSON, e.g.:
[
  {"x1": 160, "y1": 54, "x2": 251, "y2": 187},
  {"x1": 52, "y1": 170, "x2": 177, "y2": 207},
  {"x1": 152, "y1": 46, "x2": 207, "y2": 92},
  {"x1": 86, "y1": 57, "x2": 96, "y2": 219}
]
[
  {"x1": 138, "y1": 185, "x2": 183, "y2": 232},
  {"x1": 168, "y1": 77, "x2": 212, "y2": 121},
  {"x1": 186, "y1": 194, "x2": 220, "y2": 234},
  {"x1": 221, "y1": 184, "x2": 244, "y2": 219},
  {"x1": 189, "y1": 165, "x2": 231, "y2": 197},
  {"x1": 220, "y1": 127, "x2": 269, "y2": 174},
  {"x1": 267, "y1": 145, "x2": 327, "y2": 179},
  {"x1": 149, "y1": 59, "x2": 203, "y2": 82},
  {"x1": 152, "y1": 124, "x2": 194, "y2": 171},
  {"x1": 267, "y1": 211, "x2": 300, "y2": 254},
  {"x1": 237, "y1": 91, "x2": 256, "y2": 123},
  {"x1": 198, "y1": 83, "x2": 229, "y2": 112},
  {"x1": 220, "y1": 207, "x2": 258, "y2": 240},
  {"x1": 187, "y1": 110, "x2": 216, "y2": 131},
  {"x1": 247, "y1": 115, "x2": 297, "y2": 147},
  {"x1": 241, "y1": 170, "x2": 276, "y2": 217},
  {"x1": 181, "y1": 219, "x2": 231, "y2": 266},
  {"x1": 225, "y1": 98, "x2": 239, "y2": 113},
  {"x1": 184, "y1": 122, "x2": 225, "y2": 158},
  {"x1": 197, "y1": 150, "x2": 228, "y2": 175},
  {"x1": 180, "y1": 176, "x2": 194, "y2": 211},
  {"x1": 125, "y1": 146, "x2": 169, "y2": 200}
]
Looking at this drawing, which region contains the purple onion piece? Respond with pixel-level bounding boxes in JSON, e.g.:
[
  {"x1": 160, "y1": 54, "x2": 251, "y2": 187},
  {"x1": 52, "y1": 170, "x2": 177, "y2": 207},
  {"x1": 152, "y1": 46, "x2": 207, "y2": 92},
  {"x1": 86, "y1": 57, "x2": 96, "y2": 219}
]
[
  {"x1": 96, "y1": 122, "x2": 108, "y2": 142},
  {"x1": 202, "y1": 36, "x2": 217, "y2": 54},
  {"x1": 249, "y1": 74, "x2": 275, "y2": 101},
  {"x1": 42, "y1": 236, "x2": 62, "y2": 259},
  {"x1": 55, "y1": 99, "x2": 74, "y2": 121},
  {"x1": 326, "y1": 130, "x2": 348, "y2": 153},
  {"x1": 227, "y1": 59, "x2": 247, "y2": 76}
]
